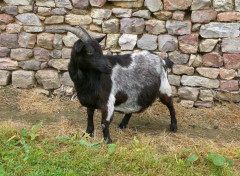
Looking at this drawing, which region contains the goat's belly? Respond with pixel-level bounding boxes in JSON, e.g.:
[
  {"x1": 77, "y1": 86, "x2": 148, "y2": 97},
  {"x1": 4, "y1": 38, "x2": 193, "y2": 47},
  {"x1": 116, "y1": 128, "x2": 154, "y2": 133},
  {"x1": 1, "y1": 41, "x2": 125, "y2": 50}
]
[{"x1": 114, "y1": 102, "x2": 141, "y2": 113}]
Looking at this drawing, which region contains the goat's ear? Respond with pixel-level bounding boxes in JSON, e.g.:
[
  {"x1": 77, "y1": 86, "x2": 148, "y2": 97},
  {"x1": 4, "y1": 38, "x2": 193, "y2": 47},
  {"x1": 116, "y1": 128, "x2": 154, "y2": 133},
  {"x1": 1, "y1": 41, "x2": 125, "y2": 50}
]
[
  {"x1": 96, "y1": 36, "x2": 105, "y2": 43},
  {"x1": 74, "y1": 41, "x2": 84, "y2": 53}
]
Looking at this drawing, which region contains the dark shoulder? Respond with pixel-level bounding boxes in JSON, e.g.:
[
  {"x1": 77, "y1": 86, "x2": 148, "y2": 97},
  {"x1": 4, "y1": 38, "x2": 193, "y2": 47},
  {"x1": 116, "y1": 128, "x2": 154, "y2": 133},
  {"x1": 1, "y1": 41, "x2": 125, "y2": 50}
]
[{"x1": 106, "y1": 54, "x2": 132, "y2": 67}]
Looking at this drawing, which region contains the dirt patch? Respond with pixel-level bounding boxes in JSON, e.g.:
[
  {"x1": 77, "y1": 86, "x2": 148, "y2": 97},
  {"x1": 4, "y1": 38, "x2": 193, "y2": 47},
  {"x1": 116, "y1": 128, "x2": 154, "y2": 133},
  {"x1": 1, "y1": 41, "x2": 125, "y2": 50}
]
[{"x1": 0, "y1": 87, "x2": 240, "y2": 168}]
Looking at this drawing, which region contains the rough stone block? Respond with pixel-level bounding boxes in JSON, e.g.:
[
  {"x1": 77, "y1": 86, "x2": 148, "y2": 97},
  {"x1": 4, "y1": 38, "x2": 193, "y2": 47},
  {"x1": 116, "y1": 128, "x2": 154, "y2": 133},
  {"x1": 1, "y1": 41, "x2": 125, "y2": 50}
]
[
  {"x1": 169, "y1": 51, "x2": 189, "y2": 64},
  {"x1": 48, "y1": 59, "x2": 69, "y2": 71},
  {"x1": 0, "y1": 70, "x2": 11, "y2": 86},
  {"x1": 223, "y1": 54, "x2": 240, "y2": 70},
  {"x1": 106, "y1": 34, "x2": 120, "y2": 49},
  {"x1": 35, "y1": 70, "x2": 60, "y2": 89},
  {"x1": 144, "y1": 0, "x2": 163, "y2": 12},
  {"x1": 6, "y1": 24, "x2": 22, "y2": 33},
  {"x1": 10, "y1": 48, "x2": 33, "y2": 61},
  {"x1": 219, "y1": 69, "x2": 236, "y2": 80},
  {"x1": 181, "y1": 75, "x2": 219, "y2": 88},
  {"x1": 65, "y1": 14, "x2": 92, "y2": 25},
  {"x1": 91, "y1": 9, "x2": 112, "y2": 20},
  {"x1": 164, "y1": 0, "x2": 192, "y2": 10},
  {"x1": 62, "y1": 32, "x2": 78, "y2": 47},
  {"x1": 199, "y1": 89, "x2": 213, "y2": 101},
  {"x1": 120, "y1": 18, "x2": 145, "y2": 34},
  {"x1": 102, "y1": 19, "x2": 119, "y2": 34},
  {"x1": 12, "y1": 70, "x2": 35, "y2": 88},
  {"x1": 0, "y1": 33, "x2": 19, "y2": 48},
  {"x1": 145, "y1": 20, "x2": 166, "y2": 35},
  {"x1": 191, "y1": 10, "x2": 217, "y2": 23},
  {"x1": 0, "y1": 14, "x2": 14, "y2": 24},
  {"x1": 112, "y1": 8, "x2": 132, "y2": 18},
  {"x1": 213, "y1": 0, "x2": 233, "y2": 11},
  {"x1": 60, "y1": 72, "x2": 74, "y2": 86},
  {"x1": 137, "y1": 34, "x2": 157, "y2": 50},
  {"x1": 172, "y1": 65, "x2": 194, "y2": 75},
  {"x1": 168, "y1": 75, "x2": 181, "y2": 86},
  {"x1": 119, "y1": 34, "x2": 137, "y2": 50},
  {"x1": 16, "y1": 13, "x2": 42, "y2": 26},
  {"x1": 34, "y1": 48, "x2": 50, "y2": 61},
  {"x1": 37, "y1": 33, "x2": 54, "y2": 50},
  {"x1": 132, "y1": 10, "x2": 151, "y2": 19},
  {"x1": 166, "y1": 20, "x2": 191, "y2": 35},
  {"x1": 55, "y1": 0, "x2": 72, "y2": 9},
  {"x1": 178, "y1": 87, "x2": 199, "y2": 101},
  {"x1": 199, "y1": 39, "x2": 218, "y2": 52},
  {"x1": 0, "y1": 47, "x2": 10, "y2": 57},
  {"x1": 220, "y1": 80, "x2": 239, "y2": 91},
  {"x1": 221, "y1": 38, "x2": 240, "y2": 53},
  {"x1": 191, "y1": 0, "x2": 211, "y2": 10},
  {"x1": 0, "y1": 58, "x2": 18, "y2": 70},
  {"x1": 196, "y1": 67, "x2": 219, "y2": 79},
  {"x1": 44, "y1": 16, "x2": 64, "y2": 24},
  {"x1": 203, "y1": 52, "x2": 223, "y2": 67},
  {"x1": 19, "y1": 60, "x2": 41, "y2": 71},
  {"x1": 158, "y1": 35, "x2": 178, "y2": 52},
  {"x1": 178, "y1": 34, "x2": 199, "y2": 54}
]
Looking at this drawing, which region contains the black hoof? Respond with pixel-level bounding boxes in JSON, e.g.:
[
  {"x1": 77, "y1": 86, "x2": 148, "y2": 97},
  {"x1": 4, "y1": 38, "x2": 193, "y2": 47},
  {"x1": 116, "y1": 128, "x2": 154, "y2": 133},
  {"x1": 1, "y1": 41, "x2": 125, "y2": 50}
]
[
  {"x1": 82, "y1": 131, "x2": 93, "y2": 137},
  {"x1": 119, "y1": 123, "x2": 127, "y2": 129},
  {"x1": 170, "y1": 124, "x2": 177, "y2": 132},
  {"x1": 104, "y1": 138, "x2": 113, "y2": 144}
]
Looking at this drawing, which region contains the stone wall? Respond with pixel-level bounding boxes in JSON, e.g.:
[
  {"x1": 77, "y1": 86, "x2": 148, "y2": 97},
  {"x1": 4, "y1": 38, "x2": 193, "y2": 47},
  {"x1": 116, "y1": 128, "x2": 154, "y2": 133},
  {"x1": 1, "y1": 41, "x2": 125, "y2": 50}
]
[{"x1": 0, "y1": 0, "x2": 240, "y2": 107}]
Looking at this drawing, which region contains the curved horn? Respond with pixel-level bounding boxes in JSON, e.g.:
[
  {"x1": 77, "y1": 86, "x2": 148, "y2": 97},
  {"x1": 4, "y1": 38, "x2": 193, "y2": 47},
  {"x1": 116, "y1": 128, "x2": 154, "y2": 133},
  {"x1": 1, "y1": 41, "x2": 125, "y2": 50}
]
[{"x1": 57, "y1": 26, "x2": 91, "y2": 42}]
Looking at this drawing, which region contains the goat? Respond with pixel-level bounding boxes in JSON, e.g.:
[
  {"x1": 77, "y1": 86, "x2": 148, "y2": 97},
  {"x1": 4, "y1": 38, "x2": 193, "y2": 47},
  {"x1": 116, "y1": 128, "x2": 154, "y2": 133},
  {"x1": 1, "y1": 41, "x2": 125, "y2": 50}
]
[{"x1": 49, "y1": 26, "x2": 177, "y2": 143}]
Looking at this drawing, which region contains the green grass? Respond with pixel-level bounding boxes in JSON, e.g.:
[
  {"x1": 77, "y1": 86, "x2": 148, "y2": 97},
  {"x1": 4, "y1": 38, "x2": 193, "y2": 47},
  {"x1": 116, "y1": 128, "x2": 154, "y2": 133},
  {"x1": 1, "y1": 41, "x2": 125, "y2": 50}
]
[{"x1": 0, "y1": 123, "x2": 239, "y2": 176}]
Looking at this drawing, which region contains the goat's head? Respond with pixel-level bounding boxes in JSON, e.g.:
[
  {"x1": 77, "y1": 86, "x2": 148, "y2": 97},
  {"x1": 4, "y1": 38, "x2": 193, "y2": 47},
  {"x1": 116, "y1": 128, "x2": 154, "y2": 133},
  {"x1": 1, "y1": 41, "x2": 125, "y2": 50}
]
[{"x1": 50, "y1": 25, "x2": 111, "y2": 73}]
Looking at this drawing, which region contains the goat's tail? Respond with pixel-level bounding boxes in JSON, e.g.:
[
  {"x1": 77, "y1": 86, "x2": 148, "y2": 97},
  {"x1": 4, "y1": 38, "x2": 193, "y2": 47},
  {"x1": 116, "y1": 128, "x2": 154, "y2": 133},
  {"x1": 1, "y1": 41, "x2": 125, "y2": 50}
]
[{"x1": 163, "y1": 57, "x2": 174, "y2": 69}]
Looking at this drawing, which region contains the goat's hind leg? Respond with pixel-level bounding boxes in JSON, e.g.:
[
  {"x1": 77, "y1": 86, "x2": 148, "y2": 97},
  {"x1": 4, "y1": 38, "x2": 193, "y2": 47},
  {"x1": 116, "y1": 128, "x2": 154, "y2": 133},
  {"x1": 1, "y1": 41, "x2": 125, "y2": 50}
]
[
  {"x1": 119, "y1": 113, "x2": 132, "y2": 129},
  {"x1": 159, "y1": 94, "x2": 177, "y2": 132},
  {"x1": 84, "y1": 108, "x2": 95, "y2": 137}
]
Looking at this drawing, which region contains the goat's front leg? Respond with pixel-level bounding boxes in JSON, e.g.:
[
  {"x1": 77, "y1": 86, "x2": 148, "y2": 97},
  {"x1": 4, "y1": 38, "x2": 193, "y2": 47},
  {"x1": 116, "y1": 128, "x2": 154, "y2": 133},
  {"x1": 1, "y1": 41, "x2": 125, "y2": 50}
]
[
  {"x1": 101, "y1": 96, "x2": 115, "y2": 143},
  {"x1": 85, "y1": 108, "x2": 95, "y2": 136}
]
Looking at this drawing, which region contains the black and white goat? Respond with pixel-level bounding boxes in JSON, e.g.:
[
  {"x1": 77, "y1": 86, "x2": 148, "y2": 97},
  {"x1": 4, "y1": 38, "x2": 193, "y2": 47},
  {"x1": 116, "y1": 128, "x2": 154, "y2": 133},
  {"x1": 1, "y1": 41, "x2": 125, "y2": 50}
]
[{"x1": 50, "y1": 26, "x2": 177, "y2": 143}]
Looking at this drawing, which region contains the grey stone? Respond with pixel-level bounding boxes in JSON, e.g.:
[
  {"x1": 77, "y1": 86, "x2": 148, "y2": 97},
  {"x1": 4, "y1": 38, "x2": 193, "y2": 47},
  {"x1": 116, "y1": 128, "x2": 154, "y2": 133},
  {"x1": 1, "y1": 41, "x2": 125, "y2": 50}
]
[
  {"x1": 91, "y1": 9, "x2": 112, "y2": 20},
  {"x1": 48, "y1": 59, "x2": 69, "y2": 70},
  {"x1": 192, "y1": 24, "x2": 201, "y2": 32},
  {"x1": 55, "y1": 0, "x2": 72, "y2": 9},
  {"x1": 181, "y1": 75, "x2": 219, "y2": 88},
  {"x1": 10, "y1": 48, "x2": 33, "y2": 61},
  {"x1": 62, "y1": 32, "x2": 78, "y2": 47},
  {"x1": 166, "y1": 20, "x2": 191, "y2": 35},
  {"x1": 60, "y1": 72, "x2": 74, "y2": 86},
  {"x1": 119, "y1": 34, "x2": 137, "y2": 50},
  {"x1": 102, "y1": 19, "x2": 119, "y2": 34},
  {"x1": 137, "y1": 34, "x2": 157, "y2": 50},
  {"x1": 132, "y1": 10, "x2": 151, "y2": 19},
  {"x1": 213, "y1": 0, "x2": 233, "y2": 11},
  {"x1": 6, "y1": 24, "x2": 22, "y2": 33},
  {"x1": 178, "y1": 87, "x2": 199, "y2": 101},
  {"x1": 200, "y1": 22, "x2": 240, "y2": 38},
  {"x1": 50, "y1": 49, "x2": 62, "y2": 59},
  {"x1": 194, "y1": 101, "x2": 213, "y2": 108},
  {"x1": 4, "y1": 0, "x2": 33, "y2": 5},
  {"x1": 199, "y1": 89, "x2": 213, "y2": 101},
  {"x1": 19, "y1": 60, "x2": 41, "y2": 70},
  {"x1": 16, "y1": 13, "x2": 42, "y2": 26},
  {"x1": 89, "y1": 0, "x2": 107, "y2": 7},
  {"x1": 53, "y1": 34, "x2": 63, "y2": 49},
  {"x1": 18, "y1": 32, "x2": 36, "y2": 48},
  {"x1": 236, "y1": 0, "x2": 240, "y2": 11},
  {"x1": 120, "y1": 18, "x2": 145, "y2": 34},
  {"x1": 168, "y1": 75, "x2": 181, "y2": 86},
  {"x1": 169, "y1": 51, "x2": 189, "y2": 64},
  {"x1": 215, "y1": 91, "x2": 240, "y2": 103},
  {"x1": 34, "y1": 48, "x2": 50, "y2": 61},
  {"x1": 40, "y1": 62, "x2": 48, "y2": 69},
  {"x1": 36, "y1": 0, "x2": 56, "y2": 7},
  {"x1": 0, "y1": 70, "x2": 11, "y2": 86},
  {"x1": 158, "y1": 35, "x2": 178, "y2": 52},
  {"x1": 51, "y1": 8, "x2": 67, "y2": 15},
  {"x1": 35, "y1": 69, "x2": 60, "y2": 89},
  {"x1": 0, "y1": 33, "x2": 19, "y2": 48},
  {"x1": 0, "y1": 47, "x2": 10, "y2": 57},
  {"x1": 72, "y1": 0, "x2": 89, "y2": 9},
  {"x1": 221, "y1": 38, "x2": 240, "y2": 53},
  {"x1": 12, "y1": 70, "x2": 35, "y2": 88},
  {"x1": 144, "y1": 0, "x2": 163, "y2": 12},
  {"x1": 23, "y1": 26, "x2": 44, "y2": 32},
  {"x1": 112, "y1": 8, "x2": 132, "y2": 18},
  {"x1": 191, "y1": 0, "x2": 211, "y2": 10},
  {"x1": 145, "y1": 20, "x2": 166, "y2": 35},
  {"x1": 1, "y1": 6, "x2": 18, "y2": 16},
  {"x1": 172, "y1": 65, "x2": 194, "y2": 75},
  {"x1": 199, "y1": 39, "x2": 218, "y2": 52},
  {"x1": 0, "y1": 58, "x2": 18, "y2": 70},
  {"x1": 62, "y1": 48, "x2": 71, "y2": 59}
]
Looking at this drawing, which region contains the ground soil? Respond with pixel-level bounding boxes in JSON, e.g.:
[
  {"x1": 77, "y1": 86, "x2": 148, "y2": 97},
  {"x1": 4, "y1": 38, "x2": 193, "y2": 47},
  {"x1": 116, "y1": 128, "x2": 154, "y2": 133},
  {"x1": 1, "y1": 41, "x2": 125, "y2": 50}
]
[{"x1": 0, "y1": 87, "x2": 240, "y2": 170}]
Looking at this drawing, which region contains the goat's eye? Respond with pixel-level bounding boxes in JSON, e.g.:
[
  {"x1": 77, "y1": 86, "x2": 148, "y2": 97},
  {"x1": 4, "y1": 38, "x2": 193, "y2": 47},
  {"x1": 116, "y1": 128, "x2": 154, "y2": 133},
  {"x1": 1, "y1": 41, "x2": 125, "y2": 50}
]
[{"x1": 87, "y1": 51, "x2": 94, "y2": 55}]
